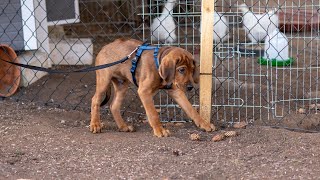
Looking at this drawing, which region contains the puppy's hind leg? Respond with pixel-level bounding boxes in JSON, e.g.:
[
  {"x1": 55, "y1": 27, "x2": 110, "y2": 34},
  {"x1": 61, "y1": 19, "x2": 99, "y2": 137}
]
[
  {"x1": 90, "y1": 74, "x2": 112, "y2": 133},
  {"x1": 110, "y1": 79, "x2": 135, "y2": 132},
  {"x1": 100, "y1": 84, "x2": 112, "y2": 107}
]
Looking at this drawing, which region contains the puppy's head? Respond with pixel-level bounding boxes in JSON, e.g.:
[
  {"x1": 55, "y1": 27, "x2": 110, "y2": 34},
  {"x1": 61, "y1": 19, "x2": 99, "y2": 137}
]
[{"x1": 159, "y1": 47, "x2": 199, "y2": 91}]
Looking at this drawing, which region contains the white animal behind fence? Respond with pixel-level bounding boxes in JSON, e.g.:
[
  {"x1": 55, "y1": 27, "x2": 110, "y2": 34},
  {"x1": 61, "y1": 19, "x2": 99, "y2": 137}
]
[
  {"x1": 150, "y1": 0, "x2": 177, "y2": 44},
  {"x1": 238, "y1": 3, "x2": 279, "y2": 43},
  {"x1": 198, "y1": 12, "x2": 229, "y2": 46}
]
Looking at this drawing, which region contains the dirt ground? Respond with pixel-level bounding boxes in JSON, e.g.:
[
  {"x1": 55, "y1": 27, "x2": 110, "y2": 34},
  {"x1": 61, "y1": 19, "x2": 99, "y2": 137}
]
[
  {"x1": 1, "y1": 99, "x2": 320, "y2": 179},
  {"x1": 1, "y1": 1, "x2": 320, "y2": 178}
]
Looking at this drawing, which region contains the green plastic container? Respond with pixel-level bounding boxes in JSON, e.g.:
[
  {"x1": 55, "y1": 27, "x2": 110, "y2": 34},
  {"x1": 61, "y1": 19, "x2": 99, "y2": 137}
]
[
  {"x1": 258, "y1": 57, "x2": 294, "y2": 66},
  {"x1": 259, "y1": 29, "x2": 295, "y2": 67}
]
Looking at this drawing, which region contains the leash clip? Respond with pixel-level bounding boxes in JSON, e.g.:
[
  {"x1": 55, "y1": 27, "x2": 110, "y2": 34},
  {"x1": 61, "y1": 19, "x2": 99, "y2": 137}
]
[{"x1": 127, "y1": 46, "x2": 140, "y2": 59}]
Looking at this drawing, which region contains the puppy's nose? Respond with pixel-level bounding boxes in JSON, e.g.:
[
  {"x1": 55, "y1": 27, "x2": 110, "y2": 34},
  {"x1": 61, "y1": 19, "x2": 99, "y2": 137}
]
[{"x1": 187, "y1": 84, "x2": 193, "y2": 91}]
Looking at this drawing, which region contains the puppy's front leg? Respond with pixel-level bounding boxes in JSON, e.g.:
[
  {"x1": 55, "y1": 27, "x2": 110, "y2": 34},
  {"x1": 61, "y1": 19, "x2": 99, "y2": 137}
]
[
  {"x1": 138, "y1": 88, "x2": 170, "y2": 137},
  {"x1": 168, "y1": 89, "x2": 216, "y2": 132},
  {"x1": 90, "y1": 75, "x2": 112, "y2": 133},
  {"x1": 90, "y1": 92, "x2": 103, "y2": 133}
]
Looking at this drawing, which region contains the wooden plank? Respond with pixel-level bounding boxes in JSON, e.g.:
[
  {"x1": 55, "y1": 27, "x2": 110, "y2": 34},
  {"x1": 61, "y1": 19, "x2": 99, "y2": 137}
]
[{"x1": 199, "y1": 0, "x2": 214, "y2": 123}]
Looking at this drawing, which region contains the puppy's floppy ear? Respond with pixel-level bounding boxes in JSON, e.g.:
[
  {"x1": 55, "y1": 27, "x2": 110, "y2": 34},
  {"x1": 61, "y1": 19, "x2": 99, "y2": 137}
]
[
  {"x1": 159, "y1": 56, "x2": 176, "y2": 85},
  {"x1": 193, "y1": 60, "x2": 200, "y2": 84}
]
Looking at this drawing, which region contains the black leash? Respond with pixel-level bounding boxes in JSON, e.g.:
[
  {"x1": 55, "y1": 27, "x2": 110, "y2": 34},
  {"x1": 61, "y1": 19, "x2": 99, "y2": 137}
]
[
  {"x1": 0, "y1": 46, "x2": 140, "y2": 74},
  {"x1": 0, "y1": 40, "x2": 173, "y2": 89}
]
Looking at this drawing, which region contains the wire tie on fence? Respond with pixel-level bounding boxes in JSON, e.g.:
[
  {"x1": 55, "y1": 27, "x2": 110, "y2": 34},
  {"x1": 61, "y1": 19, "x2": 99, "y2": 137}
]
[{"x1": 200, "y1": 73, "x2": 213, "y2": 75}]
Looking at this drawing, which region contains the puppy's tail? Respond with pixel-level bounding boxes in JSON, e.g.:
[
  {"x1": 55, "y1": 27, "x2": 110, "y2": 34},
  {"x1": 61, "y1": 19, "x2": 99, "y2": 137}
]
[{"x1": 100, "y1": 85, "x2": 112, "y2": 107}]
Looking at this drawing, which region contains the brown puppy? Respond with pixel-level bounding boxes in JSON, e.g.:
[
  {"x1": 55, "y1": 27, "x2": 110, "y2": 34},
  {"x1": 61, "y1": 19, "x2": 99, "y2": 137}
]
[{"x1": 90, "y1": 38, "x2": 215, "y2": 137}]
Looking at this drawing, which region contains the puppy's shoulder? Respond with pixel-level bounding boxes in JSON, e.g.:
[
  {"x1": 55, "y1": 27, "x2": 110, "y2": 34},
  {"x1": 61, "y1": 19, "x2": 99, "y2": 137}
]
[{"x1": 99, "y1": 38, "x2": 142, "y2": 54}]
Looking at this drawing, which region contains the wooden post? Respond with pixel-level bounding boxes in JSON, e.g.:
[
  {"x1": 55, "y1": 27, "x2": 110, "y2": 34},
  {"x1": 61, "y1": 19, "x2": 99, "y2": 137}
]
[{"x1": 199, "y1": 0, "x2": 214, "y2": 123}]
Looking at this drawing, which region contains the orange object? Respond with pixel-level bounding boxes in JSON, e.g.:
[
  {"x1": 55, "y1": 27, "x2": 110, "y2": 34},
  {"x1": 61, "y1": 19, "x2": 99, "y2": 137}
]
[{"x1": 0, "y1": 45, "x2": 20, "y2": 97}]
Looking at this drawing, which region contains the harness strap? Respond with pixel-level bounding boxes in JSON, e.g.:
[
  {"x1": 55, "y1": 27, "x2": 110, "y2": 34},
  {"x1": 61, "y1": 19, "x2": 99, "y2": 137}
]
[
  {"x1": 130, "y1": 56, "x2": 139, "y2": 87},
  {"x1": 130, "y1": 44, "x2": 160, "y2": 87},
  {"x1": 153, "y1": 47, "x2": 159, "y2": 69}
]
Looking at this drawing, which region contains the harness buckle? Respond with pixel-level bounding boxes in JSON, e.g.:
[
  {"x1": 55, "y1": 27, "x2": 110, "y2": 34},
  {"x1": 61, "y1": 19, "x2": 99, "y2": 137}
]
[
  {"x1": 130, "y1": 57, "x2": 138, "y2": 73},
  {"x1": 131, "y1": 56, "x2": 138, "y2": 64}
]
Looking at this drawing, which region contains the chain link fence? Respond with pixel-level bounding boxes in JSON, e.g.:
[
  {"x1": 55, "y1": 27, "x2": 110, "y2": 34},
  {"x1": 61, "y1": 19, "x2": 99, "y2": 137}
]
[{"x1": 0, "y1": 0, "x2": 320, "y2": 131}]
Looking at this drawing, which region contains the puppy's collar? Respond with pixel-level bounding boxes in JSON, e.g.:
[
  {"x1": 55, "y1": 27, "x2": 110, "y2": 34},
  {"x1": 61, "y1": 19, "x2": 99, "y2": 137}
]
[
  {"x1": 161, "y1": 83, "x2": 173, "y2": 89},
  {"x1": 158, "y1": 46, "x2": 173, "y2": 63}
]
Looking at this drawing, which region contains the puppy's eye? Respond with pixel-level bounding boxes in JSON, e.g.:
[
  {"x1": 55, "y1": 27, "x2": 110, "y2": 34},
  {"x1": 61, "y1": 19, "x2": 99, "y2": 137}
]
[{"x1": 178, "y1": 68, "x2": 186, "y2": 74}]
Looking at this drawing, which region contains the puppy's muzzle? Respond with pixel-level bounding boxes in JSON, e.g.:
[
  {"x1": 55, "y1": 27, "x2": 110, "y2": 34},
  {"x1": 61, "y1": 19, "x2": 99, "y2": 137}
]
[{"x1": 187, "y1": 84, "x2": 194, "y2": 91}]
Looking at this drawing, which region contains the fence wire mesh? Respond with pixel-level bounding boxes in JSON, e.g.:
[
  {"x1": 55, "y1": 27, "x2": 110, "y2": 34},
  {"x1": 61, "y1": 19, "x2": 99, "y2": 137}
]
[{"x1": 0, "y1": 0, "x2": 319, "y2": 132}]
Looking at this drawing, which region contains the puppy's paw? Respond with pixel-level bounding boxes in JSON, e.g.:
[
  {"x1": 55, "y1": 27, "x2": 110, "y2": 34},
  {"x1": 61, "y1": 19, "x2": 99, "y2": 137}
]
[
  {"x1": 119, "y1": 125, "x2": 135, "y2": 132},
  {"x1": 199, "y1": 122, "x2": 216, "y2": 132},
  {"x1": 153, "y1": 127, "x2": 170, "y2": 137},
  {"x1": 90, "y1": 121, "x2": 104, "y2": 133}
]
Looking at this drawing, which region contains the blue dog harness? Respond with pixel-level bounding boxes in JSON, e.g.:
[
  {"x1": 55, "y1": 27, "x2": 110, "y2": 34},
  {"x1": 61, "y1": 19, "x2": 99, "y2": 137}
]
[{"x1": 130, "y1": 44, "x2": 172, "y2": 89}]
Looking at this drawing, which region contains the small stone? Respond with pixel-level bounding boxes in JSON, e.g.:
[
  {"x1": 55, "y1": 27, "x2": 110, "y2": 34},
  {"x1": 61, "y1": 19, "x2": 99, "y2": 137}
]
[
  {"x1": 164, "y1": 122, "x2": 175, "y2": 127},
  {"x1": 224, "y1": 131, "x2": 238, "y2": 137},
  {"x1": 172, "y1": 150, "x2": 182, "y2": 156},
  {"x1": 60, "y1": 120, "x2": 66, "y2": 124},
  {"x1": 298, "y1": 108, "x2": 306, "y2": 114},
  {"x1": 189, "y1": 133, "x2": 201, "y2": 141},
  {"x1": 212, "y1": 133, "x2": 225, "y2": 142},
  {"x1": 73, "y1": 121, "x2": 80, "y2": 127},
  {"x1": 175, "y1": 122, "x2": 185, "y2": 127},
  {"x1": 233, "y1": 121, "x2": 248, "y2": 129},
  {"x1": 309, "y1": 104, "x2": 316, "y2": 109}
]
